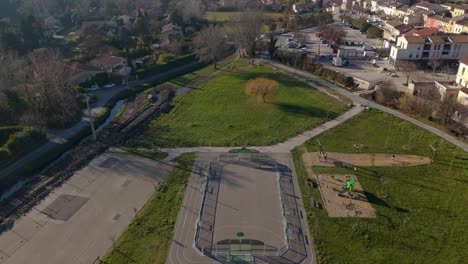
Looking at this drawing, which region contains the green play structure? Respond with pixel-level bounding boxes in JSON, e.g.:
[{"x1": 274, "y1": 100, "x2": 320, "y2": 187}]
[{"x1": 337, "y1": 179, "x2": 356, "y2": 197}]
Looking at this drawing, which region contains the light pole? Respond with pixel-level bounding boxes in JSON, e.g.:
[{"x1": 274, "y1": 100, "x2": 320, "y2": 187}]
[{"x1": 79, "y1": 93, "x2": 96, "y2": 140}]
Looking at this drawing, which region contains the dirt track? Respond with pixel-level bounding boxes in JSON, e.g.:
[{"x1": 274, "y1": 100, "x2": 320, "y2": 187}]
[{"x1": 302, "y1": 152, "x2": 431, "y2": 167}]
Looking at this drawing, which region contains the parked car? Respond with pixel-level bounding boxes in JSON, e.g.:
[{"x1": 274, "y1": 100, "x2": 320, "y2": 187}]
[
  {"x1": 103, "y1": 83, "x2": 116, "y2": 88},
  {"x1": 300, "y1": 47, "x2": 308, "y2": 54}
]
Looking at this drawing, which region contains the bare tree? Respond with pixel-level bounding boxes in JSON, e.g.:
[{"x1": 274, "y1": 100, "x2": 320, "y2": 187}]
[
  {"x1": 232, "y1": 8, "x2": 264, "y2": 58},
  {"x1": 397, "y1": 61, "x2": 418, "y2": 85},
  {"x1": 20, "y1": 49, "x2": 80, "y2": 127},
  {"x1": 375, "y1": 80, "x2": 401, "y2": 108},
  {"x1": 194, "y1": 25, "x2": 226, "y2": 68},
  {"x1": 245, "y1": 77, "x2": 278, "y2": 103},
  {"x1": 428, "y1": 59, "x2": 441, "y2": 80},
  {"x1": 438, "y1": 96, "x2": 456, "y2": 126}
]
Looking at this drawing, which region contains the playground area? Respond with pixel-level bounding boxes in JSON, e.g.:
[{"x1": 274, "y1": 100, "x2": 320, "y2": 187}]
[
  {"x1": 302, "y1": 152, "x2": 431, "y2": 167},
  {"x1": 302, "y1": 142, "x2": 432, "y2": 218},
  {"x1": 316, "y1": 174, "x2": 376, "y2": 218}
]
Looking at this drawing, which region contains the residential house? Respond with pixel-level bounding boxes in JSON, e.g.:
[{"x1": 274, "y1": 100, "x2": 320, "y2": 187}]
[
  {"x1": 453, "y1": 16, "x2": 468, "y2": 34},
  {"x1": 392, "y1": 6, "x2": 409, "y2": 18},
  {"x1": 414, "y1": 1, "x2": 446, "y2": 13},
  {"x1": 441, "y1": 3, "x2": 457, "y2": 13},
  {"x1": 383, "y1": 20, "x2": 413, "y2": 42},
  {"x1": 389, "y1": 35, "x2": 468, "y2": 62},
  {"x1": 452, "y1": 4, "x2": 468, "y2": 18},
  {"x1": 403, "y1": 10, "x2": 428, "y2": 26},
  {"x1": 457, "y1": 87, "x2": 468, "y2": 105},
  {"x1": 408, "y1": 81, "x2": 459, "y2": 101},
  {"x1": 80, "y1": 21, "x2": 118, "y2": 37},
  {"x1": 90, "y1": 55, "x2": 127, "y2": 73},
  {"x1": 160, "y1": 24, "x2": 183, "y2": 39},
  {"x1": 456, "y1": 58, "x2": 468, "y2": 88},
  {"x1": 64, "y1": 62, "x2": 103, "y2": 85},
  {"x1": 424, "y1": 15, "x2": 452, "y2": 32},
  {"x1": 403, "y1": 27, "x2": 439, "y2": 37}
]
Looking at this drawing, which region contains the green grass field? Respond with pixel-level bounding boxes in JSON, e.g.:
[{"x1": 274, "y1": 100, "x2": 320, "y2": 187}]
[
  {"x1": 204, "y1": 11, "x2": 283, "y2": 22},
  {"x1": 102, "y1": 153, "x2": 196, "y2": 264},
  {"x1": 292, "y1": 109, "x2": 468, "y2": 263},
  {"x1": 129, "y1": 59, "x2": 346, "y2": 148}
]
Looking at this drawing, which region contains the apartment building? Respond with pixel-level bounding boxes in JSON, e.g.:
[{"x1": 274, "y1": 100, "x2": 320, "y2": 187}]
[
  {"x1": 452, "y1": 4, "x2": 468, "y2": 17},
  {"x1": 390, "y1": 35, "x2": 468, "y2": 62},
  {"x1": 456, "y1": 58, "x2": 468, "y2": 88}
]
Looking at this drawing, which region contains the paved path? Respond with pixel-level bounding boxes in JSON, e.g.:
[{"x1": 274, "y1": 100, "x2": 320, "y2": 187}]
[
  {"x1": 266, "y1": 60, "x2": 468, "y2": 153},
  {"x1": 117, "y1": 105, "x2": 364, "y2": 162}
]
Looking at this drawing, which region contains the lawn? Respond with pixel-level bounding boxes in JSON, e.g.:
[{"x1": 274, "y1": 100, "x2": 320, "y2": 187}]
[
  {"x1": 110, "y1": 149, "x2": 168, "y2": 160},
  {"x1": 129, "y1": 59, "x2": 346, "y2": 148},
  {"x1": 292, "y1": 109, "x2": 468, "y2": 264},
  {"x1": 204, "y1": 11, "x2": 283, "y2": 22},
  {"x1": 102, "y1": 152, "x2": 196, "y2": 264}
]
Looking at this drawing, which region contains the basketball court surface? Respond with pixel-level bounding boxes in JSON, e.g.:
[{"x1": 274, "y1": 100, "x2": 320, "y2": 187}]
[{"x1": 166, "y1": 150, "x2": 315, "y2": 264}]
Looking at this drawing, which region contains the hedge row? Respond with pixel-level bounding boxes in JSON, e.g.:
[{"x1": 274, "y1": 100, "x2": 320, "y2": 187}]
[
  {"x1": 0, "y1": 127, "x2": 22, "y2": 145},
  {"x1": 136, "y1": 54, "x2": 198, "y2": 78},
  {"x1": 0, "y1": 127, "x2": 46, "y2": 164}
]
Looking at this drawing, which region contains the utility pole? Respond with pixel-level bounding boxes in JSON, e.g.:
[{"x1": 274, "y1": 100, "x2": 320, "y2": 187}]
[{"x1": 81, "y1": 93, "x2": 96, "y2": 140}]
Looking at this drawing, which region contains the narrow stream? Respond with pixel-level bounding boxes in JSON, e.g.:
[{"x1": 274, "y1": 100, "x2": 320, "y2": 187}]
[{"x1": 96, "y1": 99, "x2": 127, "y2": 133}]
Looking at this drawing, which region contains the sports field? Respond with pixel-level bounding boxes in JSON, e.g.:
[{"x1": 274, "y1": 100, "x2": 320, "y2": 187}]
[
  {"x1": 213, "y1": 163, "x2": 285, "y2": 250},
  {"x1": 293, "y1": 109, "x2": 468, "y2": 263},
  {"x1": 130, "y1": 59, "x2": 346, "y2": 148}
]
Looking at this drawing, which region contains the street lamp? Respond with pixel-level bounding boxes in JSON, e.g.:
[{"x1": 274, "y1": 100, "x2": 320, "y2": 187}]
[{"x1": 78, "y1": 93, "x2": 96, "y2": 140}]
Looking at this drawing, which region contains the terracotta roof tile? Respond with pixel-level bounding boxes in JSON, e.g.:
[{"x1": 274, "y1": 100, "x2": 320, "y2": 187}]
[{"x1": 404, "y1": 35, "x2": 425, "y2": 44}]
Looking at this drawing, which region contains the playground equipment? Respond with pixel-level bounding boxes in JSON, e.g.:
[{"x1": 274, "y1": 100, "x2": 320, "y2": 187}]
[
  {"x1": 337, "y1": 179, "x2": 356, "y2": 197},
  {"x1": 317, "y1": 140, "x2": 328, "y2": 161}
]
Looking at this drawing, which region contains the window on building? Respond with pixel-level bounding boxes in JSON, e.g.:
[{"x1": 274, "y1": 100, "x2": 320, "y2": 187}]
[
  {"x1": 409, "y1": 54, "x2": 413, "y2": 58},
  {"x1": 463, "y1": 67, "x2": 466, "y2": 75},
  {"x1": 422, "y1": 52, "x2": 429, "y2": 58},
  {"x1": 423, "y1": 44, "x2": 431, "y2": 50},
  {"x1": 443, "y1": 44, "x2": 451, "y2": 50}
]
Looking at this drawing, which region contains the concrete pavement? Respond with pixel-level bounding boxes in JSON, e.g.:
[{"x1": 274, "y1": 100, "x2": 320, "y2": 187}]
[{"x1": 0, "y1": 152, "x2": 173, "y2": 264}]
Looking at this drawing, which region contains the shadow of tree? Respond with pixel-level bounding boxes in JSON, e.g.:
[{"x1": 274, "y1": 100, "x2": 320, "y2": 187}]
[{"x1": 275, "y1": 103, "x2": 339, "y2": 119}]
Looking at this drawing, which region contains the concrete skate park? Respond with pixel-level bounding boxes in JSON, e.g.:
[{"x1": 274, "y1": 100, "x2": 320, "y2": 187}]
[{"x1": 166, "y1": 149, "x2": 314, "y2": 264}]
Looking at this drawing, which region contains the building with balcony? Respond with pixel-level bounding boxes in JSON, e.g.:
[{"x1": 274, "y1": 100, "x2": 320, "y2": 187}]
[{"x1": 389, "y1": 35, "x2": 468, "y2": 62}]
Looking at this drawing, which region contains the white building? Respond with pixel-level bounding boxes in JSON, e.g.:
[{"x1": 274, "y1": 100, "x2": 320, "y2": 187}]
[
  {"x1": 456, "y1": 58, "x2": 468, "y2": 88},
  {"x1": 457, "y1": 88, "x2": 468, "y2": 106},
  {"x1": 390, "y1": 35, "x2": 468, "y2": 62}
]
